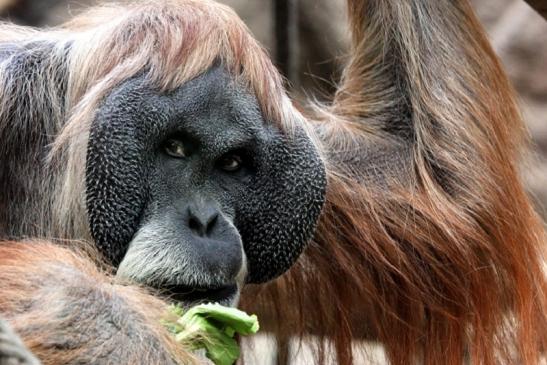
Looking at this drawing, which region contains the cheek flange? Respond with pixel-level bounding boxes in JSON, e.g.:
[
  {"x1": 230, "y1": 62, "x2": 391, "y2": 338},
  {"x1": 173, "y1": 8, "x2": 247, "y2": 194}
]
[
  {"x1": 85, "y1": 80, "x2": 152, "y2": 265},
  {"x1": 237, "y1": 130, "x2": 326, "y2": 284}
]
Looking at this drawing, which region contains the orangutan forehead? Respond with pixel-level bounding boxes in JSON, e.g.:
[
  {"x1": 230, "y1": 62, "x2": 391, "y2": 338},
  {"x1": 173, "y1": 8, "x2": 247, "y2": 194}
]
[{"x1": 60, "y1": 0, "x2": 289, "y2": 127}]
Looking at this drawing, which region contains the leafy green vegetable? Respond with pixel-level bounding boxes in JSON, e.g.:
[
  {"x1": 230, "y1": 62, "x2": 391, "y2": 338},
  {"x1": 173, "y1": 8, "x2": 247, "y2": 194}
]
[{"x1": 163, "y1": 303, "x2": 259, "y2": 365}]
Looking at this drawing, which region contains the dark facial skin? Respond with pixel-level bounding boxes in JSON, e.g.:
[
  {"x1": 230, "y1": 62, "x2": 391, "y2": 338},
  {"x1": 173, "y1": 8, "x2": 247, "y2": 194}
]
[{"x1": 86, "y1": 67, "x2": 326, "y2": 305}]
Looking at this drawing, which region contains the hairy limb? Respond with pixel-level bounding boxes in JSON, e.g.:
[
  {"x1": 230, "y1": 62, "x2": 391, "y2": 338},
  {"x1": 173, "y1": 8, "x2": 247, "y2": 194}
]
[{"x1": 242, "y1": 0, "x2": 547, "y2": 364}]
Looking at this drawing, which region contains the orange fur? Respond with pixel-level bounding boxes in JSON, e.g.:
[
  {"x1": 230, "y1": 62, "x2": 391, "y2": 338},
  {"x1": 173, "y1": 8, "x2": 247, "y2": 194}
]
[
  {"x1": 0, "y1": 241, "x2": 197, "y2": 365},
  {"x1": 242, "y1": 1, "x2": 547, "y2": 364}
]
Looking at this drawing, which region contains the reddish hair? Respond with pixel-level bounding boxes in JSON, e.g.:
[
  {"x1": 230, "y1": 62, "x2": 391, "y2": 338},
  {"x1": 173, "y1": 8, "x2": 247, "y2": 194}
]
[
  {"x1": 242, "y1": 1, "x2": 547, "y2": 364},
  {"x1": 0, "y1": 241, "x2": 196, "y2": 365}
]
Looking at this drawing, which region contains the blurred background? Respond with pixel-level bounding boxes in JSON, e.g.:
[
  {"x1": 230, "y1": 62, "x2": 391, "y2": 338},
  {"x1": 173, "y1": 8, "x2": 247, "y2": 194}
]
[{"x1": 0, "y1": 0, "x2": 544, "y2": 218}]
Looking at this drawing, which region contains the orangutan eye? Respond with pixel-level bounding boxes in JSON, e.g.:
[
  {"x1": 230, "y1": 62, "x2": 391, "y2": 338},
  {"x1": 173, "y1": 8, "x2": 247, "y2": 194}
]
[
  {"x1": 218, "y1": 154, "x2": 243, "y2": 172},
  {"x1": 163, "y1": 139, "x2": 188, "y2": 158}
]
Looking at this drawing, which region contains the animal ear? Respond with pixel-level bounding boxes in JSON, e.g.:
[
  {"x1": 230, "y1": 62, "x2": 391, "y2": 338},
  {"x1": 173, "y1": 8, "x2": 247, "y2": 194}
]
[{"x1": 237, "y1": 128, "x2": 326, "y2": 284}]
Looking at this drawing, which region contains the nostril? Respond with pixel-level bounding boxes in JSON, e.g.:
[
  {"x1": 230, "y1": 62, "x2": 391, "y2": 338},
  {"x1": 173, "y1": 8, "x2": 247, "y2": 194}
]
[
  {"x1": 205, "y1": 214, "x2": 218, "y2": 236},
  {"x1": 188, "y1": 209, "x2": 219, "y2": 237},
  {"x1": 188, "y1": 215, "x2": 204, "y2": 236}
]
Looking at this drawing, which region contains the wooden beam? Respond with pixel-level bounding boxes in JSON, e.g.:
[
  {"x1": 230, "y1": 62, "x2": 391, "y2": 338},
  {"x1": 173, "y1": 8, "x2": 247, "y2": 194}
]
[
  {"x1": 273, "y1": 0, "x2": 299, "y2": 82},
  {"x1": 523, "y1": 0, "x2": 547, "y2": 20}
]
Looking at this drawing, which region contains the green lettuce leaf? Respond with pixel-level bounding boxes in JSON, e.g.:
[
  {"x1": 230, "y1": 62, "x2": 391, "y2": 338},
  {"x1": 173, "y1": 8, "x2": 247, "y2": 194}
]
[{"x1": 164, "y1": 303, "x2": 259, "y2": 365}]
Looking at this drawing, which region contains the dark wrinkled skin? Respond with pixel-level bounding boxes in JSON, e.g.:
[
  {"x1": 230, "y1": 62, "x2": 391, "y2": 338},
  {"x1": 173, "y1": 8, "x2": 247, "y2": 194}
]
[{"x1": 86, "y1": 67, "x2": 326, "y2": 303}]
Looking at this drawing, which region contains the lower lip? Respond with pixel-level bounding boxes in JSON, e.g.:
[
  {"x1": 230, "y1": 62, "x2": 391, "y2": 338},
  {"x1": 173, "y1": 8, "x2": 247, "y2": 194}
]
[{"x1": 165, "y1": 284, "x2": 239, "y2": 305}]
